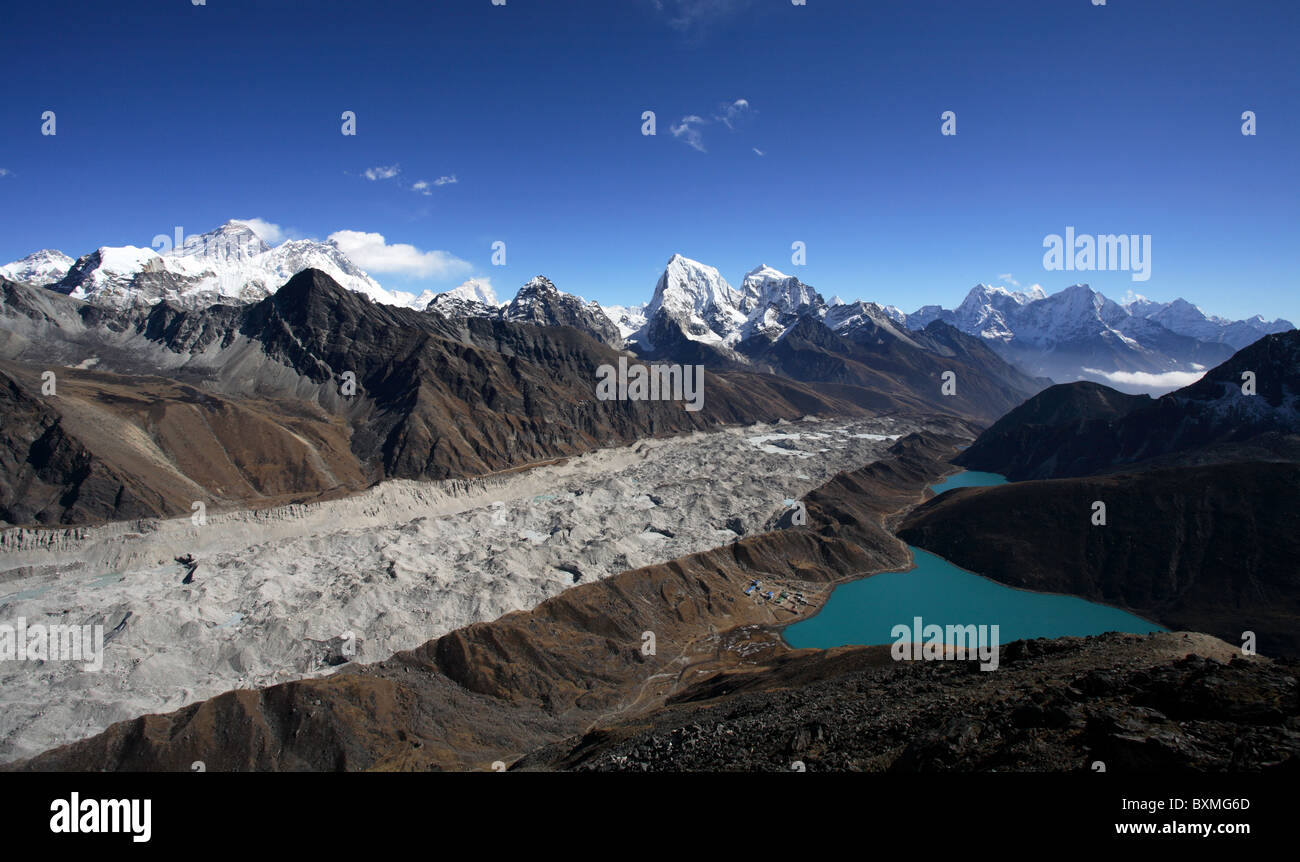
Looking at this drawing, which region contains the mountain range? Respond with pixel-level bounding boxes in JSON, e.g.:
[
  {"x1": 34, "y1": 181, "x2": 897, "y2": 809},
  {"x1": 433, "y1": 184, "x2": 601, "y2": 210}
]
[
  {"x1": 25, "y1": 221, "x2": 407, "y2": 310},
  {"x1": 4, "y1": 223, "x2": 1291, "y2": 395},
  {"x1": 909, "y1": 283, "x2": 1293, "y2": 391},
  {"x1": 0, "y1": 262, "x2": 1018, "y2": 527}
]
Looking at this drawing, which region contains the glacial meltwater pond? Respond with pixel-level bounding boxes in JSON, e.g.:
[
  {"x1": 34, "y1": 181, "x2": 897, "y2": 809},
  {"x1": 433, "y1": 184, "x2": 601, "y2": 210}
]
[{"x1": 782, "y1": 470, "x2": 1165, "y2": 650}]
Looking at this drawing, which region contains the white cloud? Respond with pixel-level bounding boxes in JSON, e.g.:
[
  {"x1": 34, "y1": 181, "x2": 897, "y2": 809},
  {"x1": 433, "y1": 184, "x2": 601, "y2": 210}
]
[
  {"x1": 997, "y1": 273, "x2": 1020, "y2": 287},
  {"x1": 671, "y1": 99, "x2": 753, "y2": 152},
  {"x1": 233, "y1": 218, "x2": 287, "y2": 244},
  {"x1": 671, "y1": 115, "x2": 708, "y2": 152},
  {"x1": 1083, "y1": 367, "x2": 1206, "y2": 392},
  {"x1": 716, "y1": 98, "x2": 751, "y2": 129},
  {"x1": 752, "y1": 147, "x2": 765, "y2": 156},
  {"x1": 363, "y1": 164, "x2": 401, "y2": 181},
  {"x1": 327, "y1": 230, "x2": 472, "y2": 280},
  {"x1": 412, "y1": 176, "x2": 458, "y2": 196},
  {"x1": 0, "y1": 168, "x2": 10, "y2": 177}
]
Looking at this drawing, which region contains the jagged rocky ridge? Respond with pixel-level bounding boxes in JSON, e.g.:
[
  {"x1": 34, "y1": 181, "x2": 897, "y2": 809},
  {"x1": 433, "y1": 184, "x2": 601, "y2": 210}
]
[
  {"x1": 0, "y1": 270, "x2": 895, "y2": 526},
  {"x1": 427, "y1": 275, "x2": 624, "y2": 348}
]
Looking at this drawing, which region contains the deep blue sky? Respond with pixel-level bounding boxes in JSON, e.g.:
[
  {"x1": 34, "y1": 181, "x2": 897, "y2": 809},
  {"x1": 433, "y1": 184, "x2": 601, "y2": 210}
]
[{"x1": 2, "y1": 0, "x2": 1296, "y2": 320}]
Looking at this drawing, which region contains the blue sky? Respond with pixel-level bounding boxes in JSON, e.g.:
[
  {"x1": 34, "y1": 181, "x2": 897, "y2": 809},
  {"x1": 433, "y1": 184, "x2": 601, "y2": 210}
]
[{"x1": 2, "y1": 0, "x2": 1296, "y2": 321}]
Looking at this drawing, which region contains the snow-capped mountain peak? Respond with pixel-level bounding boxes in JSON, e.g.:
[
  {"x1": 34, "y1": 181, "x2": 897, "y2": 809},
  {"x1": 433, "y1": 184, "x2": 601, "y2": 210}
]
[
  {"x1": 169, "y1": 220, "x2": 270, "y2": 261},
  {"x1": 740, "y1": 264, "x2": 824, "y2": 315},
  {"x1": 444, "y1": 277, "x2": 499, "y2": 307},
  {"x1": 38, "y1": 222, "x2": 418, "y2": 310},
  {"x1": 604, "y1": 303, "x2": 648, "y2": 340},
  {"x1": 650, "y1": 254, "x2": 744, "y2": 318},
  {"x1": 0, "y1": 249, "x2": 76, "y2": 287},
  {"x1": 515, "y1": 275, "x2": 560, "y2": 299},
  {"x1": 636, "y1": 254, "x2": 749, "y2": 349},
  {"x1": 941, "y1": 282, "x2": 1050, "y2": 342},
  {"x1": 1126, "y1": 295, "x2": 1295, "y2": 349},
  {"x1": 824, "y1": 300, "x2": 921, "y2": 347}
]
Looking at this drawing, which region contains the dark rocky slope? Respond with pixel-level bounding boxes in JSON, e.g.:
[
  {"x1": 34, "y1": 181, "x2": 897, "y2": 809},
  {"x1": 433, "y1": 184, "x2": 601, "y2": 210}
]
[
  {"x1": 953, "y1": 381, "x2": 1152, "y2": 479},
  {"x1": 517, "y1": 633, "x2": 1296, "y2": 772},
  {"x1": 740, "y1": 317, "x2": 1046, "y2": 421},
  {"x1": 956, "y1": 330, "x2": 1300, "y2": 479},
  {"x1": 0, "y1": 362, "x2": 364, "y2": 525},
  {"x1": 0, "y1": 271, "x2": 884, "y2": 525},
  {"x1": 0, "y1": 371, "x2": 168, "y2": 525},
  {"x1": 898, "y1": 462, "x2": 1300, "y2": 657}
]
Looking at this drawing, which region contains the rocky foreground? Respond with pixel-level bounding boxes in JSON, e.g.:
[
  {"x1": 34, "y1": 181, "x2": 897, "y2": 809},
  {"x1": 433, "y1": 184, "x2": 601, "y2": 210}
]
[{"x1": 518, "y1": 633, "x2": 1298, "y2": 772}]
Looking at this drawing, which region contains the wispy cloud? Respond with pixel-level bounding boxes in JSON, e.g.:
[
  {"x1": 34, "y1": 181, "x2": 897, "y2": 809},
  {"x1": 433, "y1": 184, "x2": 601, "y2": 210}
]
[
  {"x1": 363, "y1": 164, "x2": 400, "y2": 181},
  {"x1": 670, "y1": 115, "x2": 709, "y2": 152},
  {"x1": 671, "y1": 99, "x2": 755, "y2": 153},
  {"x1": 327, "y1": 230, "x2": 472, "y2": 280},
  {"x1": 413, "y1": 175, "x2": 458, "y2": 195},
  {"x1": 997, "y1": 273, "x2": 1020, "y2": 287},
  {"x1": 652, "y1": 0, "x2": 751, "y2": 38},
  {"x1": 752, "y1": 147, "x2": 765, "y2": 157},
  {"x1": 0, "y1": 168, "x2": 11, "y2": 177},
  {"x1": 717, "y1": 98, "x2": 750, "y2": 129}
]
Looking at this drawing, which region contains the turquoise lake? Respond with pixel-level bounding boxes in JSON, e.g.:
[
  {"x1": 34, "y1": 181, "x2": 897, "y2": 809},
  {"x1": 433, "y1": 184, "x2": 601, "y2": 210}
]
[
  {"x1": 782, "y1": 470, "x2": 1165, "y2": 649},
  {"x1": 927, "y1": 470, "x2": 1009, "y2": 494}
]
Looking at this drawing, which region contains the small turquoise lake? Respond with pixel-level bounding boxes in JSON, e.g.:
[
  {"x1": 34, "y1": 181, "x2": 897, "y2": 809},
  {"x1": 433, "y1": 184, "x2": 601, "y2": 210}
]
[
  {"x1": 783, "y1": 470, "x2": 1166, "y2": 649},
  {"x1": 927, "y1": 470, "x2": 1009, "y2": 494}
]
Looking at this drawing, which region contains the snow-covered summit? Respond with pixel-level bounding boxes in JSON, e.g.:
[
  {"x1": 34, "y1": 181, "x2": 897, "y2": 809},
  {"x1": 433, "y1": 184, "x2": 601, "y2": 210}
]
[
  {"x1": 604, "y1": 303, "x2": 647, "y2": 340},
  {"x1": 444, "y1": 277, "x2": 500, "y2": 307},
  {"x1": 1126, "y1": 296, "x2": 1294, "y2": 349},
  {"x1": 636, "y1": 254, "x2": 750, "y2": 349},
  {"x1": 649, "y1": 255, "x2": 746, "y2": 323},
  {"x1": 0, "y1": 249, "x2": 75, "y2": 287},
  {"x1": 740, "y1": 264, "x2": 823, "y2": 314},
  {"x1": 632, "y1": 254, "x2": 920, "y2": 352},
  {"x1": 42, "y1": 221, "x2": 426, "y2": 310}
]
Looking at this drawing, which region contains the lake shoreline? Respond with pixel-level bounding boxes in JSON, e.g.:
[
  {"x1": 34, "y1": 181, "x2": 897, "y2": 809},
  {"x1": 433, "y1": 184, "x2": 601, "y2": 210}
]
[{"x1": 781, "y1": 468, "x2": 1168, "y2": 650}]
